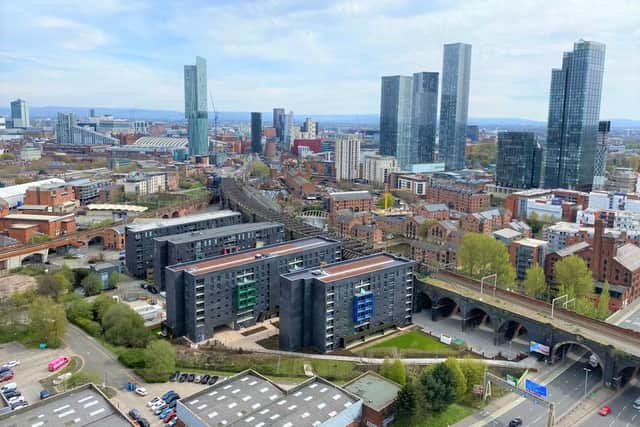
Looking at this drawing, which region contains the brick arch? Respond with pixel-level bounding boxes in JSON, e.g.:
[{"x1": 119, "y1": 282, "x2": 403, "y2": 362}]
[
  {"x1": 552, "y1": 340, "x2": 604, "y2": 369},
  {"x1": 464, "y1": 307, "x2": 492, "y2": 328}
]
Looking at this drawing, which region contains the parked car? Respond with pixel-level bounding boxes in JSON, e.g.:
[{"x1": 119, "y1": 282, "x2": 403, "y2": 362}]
[
  {"x1": 140, "y1": 283, "x2": 148, "y2": 289},
  {"x1": 135, "y1": 387, "x2": 148, "y2": 397},
  {"x1": 1, "y1": 361, "x2": 19, "y2": 369},
  {"x1": 194, "y1": 375, "x2": 201, "y2": 383},
  {"x1": 8, "y1": 395, "x2": 24, "y2": 405},
  {"x1": 0, "y1": 382, "x2": 17, "y2": 393},
  {"x1": 11, "y1": 400, "x2": 28, "y2": 410},
  {"x1": 163, "y1": 411, "x2": 176, "y2": 423},
  {"x1": 153, "y1": 403, "x2": 168, "y2": 415},
  {"x1": 161, "y1": 390, "x2": 176, "y2": 401},
  {"x1": 128, "y1": 409, "x2": 142, "y2": 421},
  {"x1": 150, "y1": 400, "x2": 166, "y2": 411},
  {"x1": 178, "y1": 373, "x2": 188, "y2": 383},
  {"x1": 159, "y1": 407, "x2": 173, "y2": 419},
  {"x1": 3, "y1": 390, "x2": 21, "y2": 400},
  {"x1": 598, "y1": 405, "x2": 611, "y2": 416},
  {"x1": 208, "y1": 375, "x2": 219, "y2": 385},
  {"x1": 137, "y1": 417, "x2": 151, "y2": 427},
  {"x1": 201, "y1": 374, "x2": 210, "y2": 384},
  {"x1": 170, "y1": 371, "x2": 180, "y2": 382},
  {"x1": 167, "y1": 419, "x2": 178, "y2": 427},
  {"x1": 0, "y1": 366, "x2": 12, "y2": 375},
  {"x1": 633, "y1": 396, "x2": 640, "y2": 410},
  {"x1": 187, "y1": 374, "x2": 195, "y2": 382},
  {"x1": 0, "y1": 372, "x2": 14, "y2": 382},
  {"x1": 40, "y1": 390, "x2": 50, "y2": 400},
  {"x1": 165, "y1": 393, "x2": 180, "y2": 405}
]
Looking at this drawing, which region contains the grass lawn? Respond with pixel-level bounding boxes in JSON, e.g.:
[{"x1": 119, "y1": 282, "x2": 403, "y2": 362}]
[
  {"x1": 394, "y1": 404, "x2": 472, "y2": 427},
  {"x1": 355, "y1": 331, "x2": 456, "y2": 357}
]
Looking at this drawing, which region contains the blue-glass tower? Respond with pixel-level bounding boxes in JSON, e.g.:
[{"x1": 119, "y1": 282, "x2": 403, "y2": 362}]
[{"x1": 184, "y1": 56, "x2": 209, "y2": 156}]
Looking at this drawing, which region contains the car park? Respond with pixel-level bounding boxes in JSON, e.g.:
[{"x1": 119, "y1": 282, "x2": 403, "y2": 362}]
[{"x1": 135, "y1": 387, "x2": 148, "y2": 397}]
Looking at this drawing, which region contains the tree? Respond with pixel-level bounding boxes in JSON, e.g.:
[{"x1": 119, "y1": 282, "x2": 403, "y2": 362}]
[
  {"x1": 102, "y1": 303, "x2": 150, "y2": 348},
  {"x1": 93, "y1": 294, "x2": 116, "y2": 322},
  {"x1": 459, "y1": 359, "x2": 487, "y2": 398},
  {"x1": 575, "y1": 297, "x2": 597, "y2": 318},
  {"x1": 419, "y1": 363, "x2": 458, "y2": 412},
  {"x1": 458, "y1": 233, "x2": 516, "y2": 288},
  {"x1": 108, "y1": 271, "x2": 123, "y2": 289},
  {"x1": 380, "y1": 358, "x2": 393, "y2": 380},
  {"x1": 396, "y1": 382, "x2": 418, "y2": 419},
  {"x1": 81, "y1": 273, "x2": 103, "y2": 296},
  {"x1": 28, "y1": 296, "x2": 68, "y2": 347},
  {"x1": 597, "y1": 281, "x2": 611, "y2": 320},
  {"x1": 251, "y1": 160, "x2": 270, "y2": 178},
  {"x1": 523, "y1": 265, "x2": 547, "y2": 300},
  {"x1": 37, "y1": 274, "x2": 67, "y2": 300},
  {"x1": 444, "y1": 358, "x2": 466, "y2": 401},
  {"x1": 380, "y1": 358, "x2": 406, "y2": 385},
  {"x1": 554, "y1": 255, "x2": 593, "y2": 300},
  {"x1": 143, "y1": 340, "x2": 176, "y2": 378},
  {"x1": 62, "y1": 294, "x2": 93, "y2": 322},
  {"x1": 377, "y1": 193, "x2": 396, "y2": 210}
]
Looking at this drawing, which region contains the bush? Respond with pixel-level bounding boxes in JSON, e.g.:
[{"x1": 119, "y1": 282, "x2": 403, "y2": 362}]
[
  {"x1": 63, "y1": 294, "x2": 93, "y2": 323},
  {"x1": 135, "y1": 368, "x2": 171, "y2": 383},
  {"x1": 75, "y1": 318, "x2": 102, "y2": 337},
  {"x1": 118, "y1": 348, "x2": 146, "y2": 369}
]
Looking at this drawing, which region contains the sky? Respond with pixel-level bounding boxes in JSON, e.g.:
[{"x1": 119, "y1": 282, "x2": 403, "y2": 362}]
[{"x1": 0, "y1": 0, "x2": 638, "y2": 120}]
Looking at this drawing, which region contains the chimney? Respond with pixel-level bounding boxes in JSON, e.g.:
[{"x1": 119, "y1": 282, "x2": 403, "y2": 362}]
[{"x1": 592, "y1": 220, "x2": 605, "y2": 280}]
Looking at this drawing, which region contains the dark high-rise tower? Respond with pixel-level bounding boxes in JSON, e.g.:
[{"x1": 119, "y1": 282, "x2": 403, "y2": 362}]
[
  {"x1": 412, "y1": 72, "x2": 439, "y2": 163},
  {"x1": 184, "y1": 56, "x2": 209, "y2": 156},
  {"x1": 543, "y1": 40, "x2": 606, "y2": 191},
  {"x1": 251, "y1": 112, "x2": 262, "y2": 154},
  {"x1": 379, "y1": 75, "x2": 413, "y2": 169},
  {"x1": 496, "y1": 132, "x2": 542, "y2": 189},
  {"x1": 273, "y1": 108, "x2": 285, "y2": 140},
  {"x1": 439, "y1": 43, "x2": 472, "y2": 171}
]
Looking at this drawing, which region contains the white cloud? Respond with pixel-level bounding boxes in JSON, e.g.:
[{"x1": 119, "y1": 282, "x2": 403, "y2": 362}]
[{"x1": 35, "y1": 16, "x2": 110, "y2": 51}]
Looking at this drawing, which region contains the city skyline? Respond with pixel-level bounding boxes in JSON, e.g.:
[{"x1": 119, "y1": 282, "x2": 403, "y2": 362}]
[{"x1": 1, "y1": 1, "x2": 638, "y2": 120}]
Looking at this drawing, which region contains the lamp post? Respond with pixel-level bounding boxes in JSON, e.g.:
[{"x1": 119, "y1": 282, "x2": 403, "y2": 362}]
[
  {"x1": 480, "y1": 274, "x2": 497, "y2": 296},
  {"x1": 551, "y1": 294, "x2": 569, "y2": 319},
  {"x1": 584, "y1": 367, "x2": 591, "y2": 396}
]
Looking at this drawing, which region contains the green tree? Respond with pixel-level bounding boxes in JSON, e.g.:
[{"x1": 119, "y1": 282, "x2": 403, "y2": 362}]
[
  {"x1": 102, "y1": 303, "x2": 150, "y2": 348},
  {"x1": 396, "y1": 381, "x2": 418, "y2": 419},
  {"x1": 93, "y1": 294, "x2": 116, "y2": 322},
  {"x1": 444, "y1": 358, "x2": 466, "y2": 401},
  {"x1": 37, "y1": 274, "x2": 67, "y2": 300},
  {"x1": 458, "y1": 359, "x2": 487, "y2": 397},
  {"x1": 528, "y1": 211, "x2": 543, "y2": 235},
  {"x1": 575, "y1": 297, "x2": 597, "y2": 318},
  {"x1": 458, "y1": 232, "x2": 516, "y2": 288},
  {"x1": 380, "y1": 358, "x2": 406, "y2": 385},
  {"x1": 554, "y1": 255, "x2": 593, "y2": 300},
  {"x1": 419, "y1": 363, "x2": 458, "y2": 412},
  {"x1": 597, "y1": 281, "x2": 611, "y2": 320},
  {"x1": 28, "y1": 296, "x2": 67, "y2": 347},
  {"x1": 377, "y1": 193, "x2": 396, "y2": 210},
  {"x1": 143, "y1": 340, "x2": 176, "y2": 379},
  {"x1": 81, "y1": 273, "x2": 103, "y2": 296},
  {"x1": 108, "y1": 271, "x2": 123, "y2": 289},
  {"x1": 379, "y1": 358, "x2": 393, "y2": 380},
  {"x1": 523, "y1": 265, "x2": 547, "y2": 300},
  {"x1": 251, "y1": 160, "x2": 270, "y2": 178},
  {"x1": 62, "y1": 294, "x2": 93, "y2": 322}
]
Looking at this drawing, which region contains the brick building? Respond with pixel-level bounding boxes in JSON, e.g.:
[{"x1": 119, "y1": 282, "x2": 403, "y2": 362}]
[
  {"x1": 375, "y1": 215, "x2": 407, "y2": 237},
  {"x1": 283, "y1": 172, "x2": 319, "y2": 198},
  {"x1": 509, "y1": 238, "x2": 547, "y2": 280},
  {"x1": 344, "y1": 371, "x2": 402, "y2": 427},
  {"x1": 425, "y1": 182, "x2": 490, "y2": 213},
  {"x1": 328, "y1": 191, "x2": 375, "y2": 217},
  {"x1": 414, "y1": 203, "x2": 450, "y2": 220},
  {"x1": 0, "y1": 213, "x2": 76, "y2": 243},
  {"x1": 410, "y1": 240, "x2": 458, "y2": 267},
  {"x1": 461, "y1": 208, "x2": 512, "y2": 234},
  {"x1": 103, "y1": 225, "x2": 125, "y2": 250},
  {"x1": 23, "y1": 183, "x2": 77, "y2": 214}
]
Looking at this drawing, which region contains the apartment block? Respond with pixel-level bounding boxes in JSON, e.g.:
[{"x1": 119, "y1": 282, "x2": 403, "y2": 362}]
[
  {"x1": 153, "y1": 222, "x2": 285, "y2": 291},
  {"x1": 279, "y1": 253, "x2": 414, "y2": 353},
  {"x1": 164, "y1": 236, "x2": 342, "y2": 342},
  {"x1": 425, "y1": 182, "x2": 490, "y2": 213},
  {"x1": 125, "y1": 210, "x2": 241, "y2": 278},
  {"x1": 509, "y1": 238, "x2": 547, "y2": 280}
]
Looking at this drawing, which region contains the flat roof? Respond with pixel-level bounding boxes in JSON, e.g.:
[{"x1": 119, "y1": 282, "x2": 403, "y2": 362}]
[
  {"x1": 283, "y1": 253, "x2": 411, "y2": 283},
  {"x1": 2, "y1": 213, "x2": 74, "y2": 222},
  {"x1": 492, "y1": 228, "x2": 522, "y2": 239},
  {"x1": 155, "y1": 222, "x2": 283, "y2": 244},
  {"x1": 343, "y1": 371, "x2": 401, "y2": 412},
  {"x1": 87, "y1": 203, "x2": 148, "y2": 213},
  {"x1": 0, "y1": 383, "x2": 132, "y2": 427},
  {"x1": 9, "y1": 223, "x2": 38, "y2": 229},
  {"x1": 517, "y1": 237, "x2": 548, "y2": 247},
  {"x1": 125, "y1": 210, "x2": 240, "y2": 233},
  {"x1": 0, "y1": 178, "x2": 65, "y2": 200},
  {"x1": 170, "y1": 237, "x2": 338, "y2": 276},
  {"x1": 178, "y1": 370, "x2": 359, "y2": 427},
  {"x1": 329, "y1": 191, "x2": 373, "y2": 201}
]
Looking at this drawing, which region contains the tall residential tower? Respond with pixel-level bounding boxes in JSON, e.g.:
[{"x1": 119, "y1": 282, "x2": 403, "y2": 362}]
[
  {"x1": 184, "y1": 56, "x2": 209, "y2": 156},
  {"x1": 335, "y1": 134, "x2": 361, "y2": 181},
  {"x1": 439, "y1": 43, "x2": 472, "y2": 171},
  {"x1": 496, "y1": 132, "x2": 542, "y2": 189},
  {"x1": 10, "y1": 99, "x2": 29, "y2": 128},
  {"x1": 543, "y1": 40, "x2": 606, "y2": 191},
  {"x1": 412, "y1": 72, "x2": 439, "y2": 164},
  {"x1": 379, "y1": 75, "x2": 413, "y2": 169},
  {"x1": 251, "y1": 112, "x2": 262, "y2": 153}
]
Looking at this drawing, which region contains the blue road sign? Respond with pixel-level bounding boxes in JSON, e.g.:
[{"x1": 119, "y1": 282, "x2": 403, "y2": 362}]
[{"x1": 525, "y1": 379, "x2": 547, "y2": 398}]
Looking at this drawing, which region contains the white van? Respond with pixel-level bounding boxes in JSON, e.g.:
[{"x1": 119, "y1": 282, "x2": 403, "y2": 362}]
[{"x1": 0, "y1": 382, "x2": 17, "y2": 392}]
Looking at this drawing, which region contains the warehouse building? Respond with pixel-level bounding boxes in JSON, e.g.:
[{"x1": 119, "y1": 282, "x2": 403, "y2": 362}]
[
  {"x1": 152, "y1": 222, "x2": 285, "y2": 290},
  {"x1": 176, "y1": 370, "x2": 362, "y2": 427},
  {"x1": 164, "y1": 236, "x2": 341, "y2": 342},
  {"x1": 124, "y1": 210, "x2": 241, "y2": 278},
  {"x1": 279, "y1": 253, "x2": 414, "y2": 353}
]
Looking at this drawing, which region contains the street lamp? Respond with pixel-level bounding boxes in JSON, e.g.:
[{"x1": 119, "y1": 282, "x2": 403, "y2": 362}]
[
  {"x1": 551, "y1": 294, "x2": 569, "y2": 319},
  {"x1": 584, "y1": 367, "x2": 591, "y2": 396},
  {"x1": 480, "y1": 274, "x2": 497, "y2": 296}
]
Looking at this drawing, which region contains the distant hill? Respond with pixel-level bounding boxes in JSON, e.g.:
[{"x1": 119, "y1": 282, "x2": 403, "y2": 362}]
[{"x1": 0, "y1": 106, "x2": 638, "y2": 130}]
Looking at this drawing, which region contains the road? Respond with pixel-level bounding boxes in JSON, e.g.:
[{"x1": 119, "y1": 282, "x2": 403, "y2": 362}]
[
  {"x1": 578, "y1": 384, "x2": 640, "y2": 427},
  {"x1": 478, "y1": 355, "x2": 602, "y2": 427},
  {"x1": 65, "y1": 323, "x2": 138, "y2": 390}
]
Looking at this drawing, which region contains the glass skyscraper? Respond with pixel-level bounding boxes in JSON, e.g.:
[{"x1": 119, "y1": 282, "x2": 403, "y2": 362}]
[
  {"x1": 379, "y1": 75, "x2": 413, "y2": 169},
  {"x1": 251, "y1": 112, "x2": 262, "y2": 153},
  {"x1": 273, "y1": 108, "x2": 285, "y2": 141},
  {"x1": 439, "y1": 43, "x2": 472, "y2": 171},
  {"x1": 543, "y1": 40, "x2": 606, "y2": 191},
  {"x1": 496, "y1": 132, "x2": 542, "y2": 189},
  {"x1": 184, "y1": 56, "x2": 209, "y2": 156},
  {"x1": 10, "y1": 99, "x2": 29, "y2": 128},
  {"x1": 412, "y1": 72, "x2": 439, "y2": 164}
]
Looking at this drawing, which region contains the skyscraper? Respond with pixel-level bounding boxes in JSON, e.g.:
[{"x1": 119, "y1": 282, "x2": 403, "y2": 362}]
[
  {"x1": 335, "y1": 134, "x2": 361, "y2": 181},
  {"x1": 412, "y1": 72, "x2": 439, "y2": 163},
  {"x1": 184, "y1": 56, "x2": 209, "y2": 156},
  {"x1": 592, "y1": 120, "x2": 611, "y2": 190},
  {"x1": 56, "y1": 112, "x2": 77, "y2": 144},
  {"x1": 543, "y1": 40, "x2": 606, "y2": 191},
  {"x1": 439, "y1": 43, "x2": 472, "y2": 171},
  {"x1": 10, "y1": 99, "x2": 29, "y2": 128},
  {"x1": 379, "y1": 75, "x2": 413, "y2": 169},
  {"x1": 251, "y1": 112, "x2": 262, "y2": 154},
  {"x1": 496, "y1": 132, "x2": 542, "y2": 189},
  {"x1": 273, "y1": 108, "x2": 285, "y2": 140}
]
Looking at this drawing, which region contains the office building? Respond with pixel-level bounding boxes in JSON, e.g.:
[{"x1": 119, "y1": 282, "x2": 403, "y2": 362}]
[
  {"x1": 164, "y1": 236, "x2": 341, "y2": 341},
  {"x1": 439, "y1": 43, "x2": 472, "y2": 171},
  {"x1": 153, "y1": 222, "x2": 284, "y2": 291},
  {"x1": 509, "y1": 238, "x2": 547, "y2": 280},
  {"x1": 335, "y1": 134, "x2": 361, "y2": 181},
  {"x1": 544, "y1": 40, "x2": 606, "y2": 191},
  {"x1": 56, "y1": 112, "x2": 77, "y2": 144},
  {"x1": 250, "y1": 112, "x2": 262, "y2": 153},
  {"x1": 56, "y1": 112, "x2": 118, "y2": 145},
  {"x1": 363, "y1": 154, "x2": 398, "y2": 186},
  {"x1": 67, "y1": 178, "x2": 111, "y2": 205},
  {"x1": 184, "y1": 56, "x2": 209, "y2": 156},
  {"x1": 302, "y1": 117, "x2": 317, "y2": 138},
  {"x1": 279, "y1": 253, "x2": 414, "y2": 353},
  {"x1": 496, "y1": 132, "x2": 542, "y2": 189},
  {"x1": 379, "y1": 75, "x2": 413, "y2": 169},
  {"x1": 412, "y1": 72, "x2": 439, "y2": 163},
  {"x1": 176, "y1": 370, "x2": 362, "y2": 427},
  {"x1": 125, "y1": 210, "x2": 241, "y2": 278},
  {"x1": 593, "y1": 120, "x2": 611, "y2": 190},
  {"x1": 10, "y1": 98, "x2": 29, "y2": 128},
  {"x1": 273, "y1": 107, "x2": 285, "y2": 140}
]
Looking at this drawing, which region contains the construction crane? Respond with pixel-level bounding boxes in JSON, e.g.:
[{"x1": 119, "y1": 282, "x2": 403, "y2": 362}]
[{"x1": 209, "y1": 90, "x2": 219, "y2": 150}]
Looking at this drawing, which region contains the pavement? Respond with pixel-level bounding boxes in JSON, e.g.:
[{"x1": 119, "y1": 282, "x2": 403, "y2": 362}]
[{"x1": 610, "y1": 298, "x2": 640, "y2": 333}]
